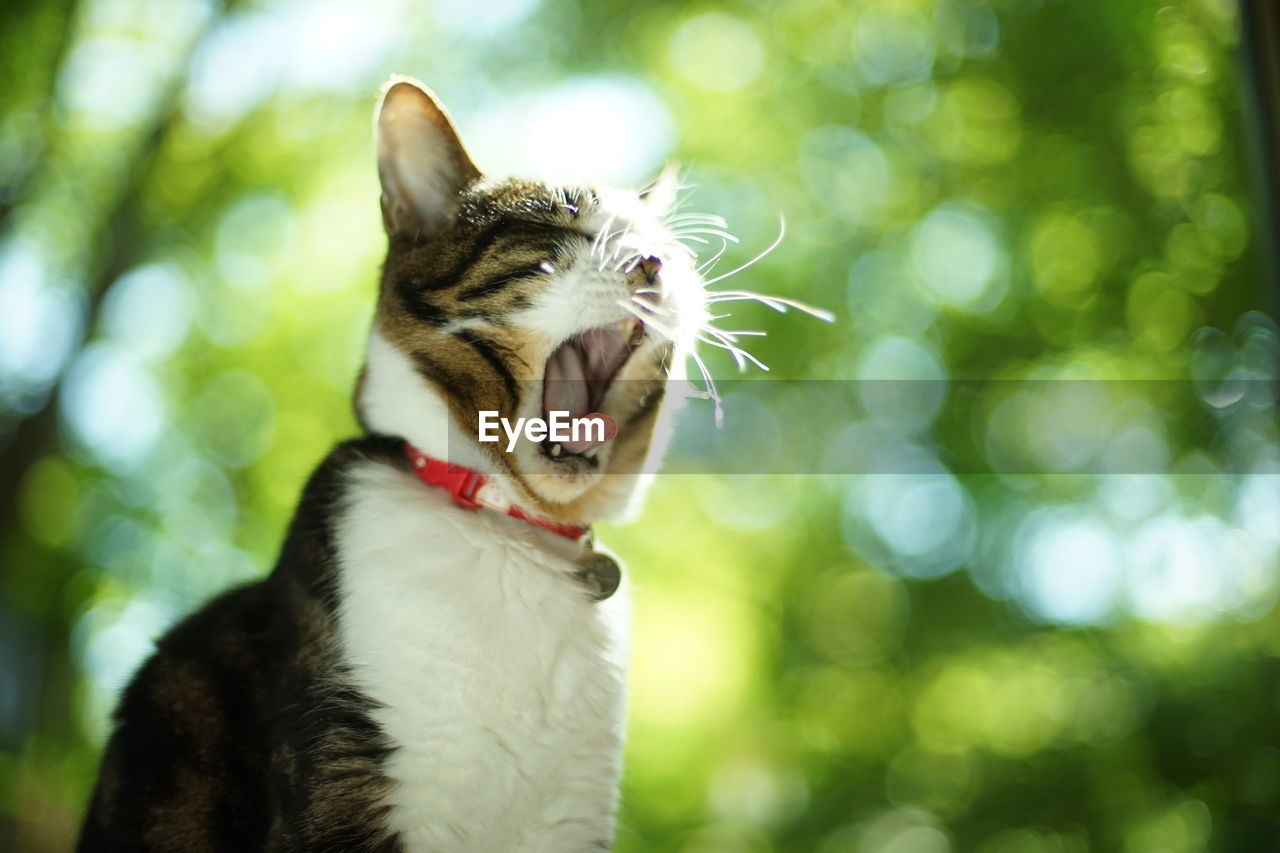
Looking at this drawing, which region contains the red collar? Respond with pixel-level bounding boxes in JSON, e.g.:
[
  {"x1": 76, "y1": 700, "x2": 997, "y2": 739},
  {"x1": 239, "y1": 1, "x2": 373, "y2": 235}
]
[{"x1": 404, "y1": 444, "x2": 589, "y2": 541}]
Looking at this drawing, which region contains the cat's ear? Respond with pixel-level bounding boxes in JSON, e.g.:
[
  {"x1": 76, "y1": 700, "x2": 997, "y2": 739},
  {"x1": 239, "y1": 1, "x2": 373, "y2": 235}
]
[
  {"x1": 639, "y1": 162, "x2": 681, "y2": 215},
  {"x1": 376, "y1": 77, "x2": 481, "y2": 238}
]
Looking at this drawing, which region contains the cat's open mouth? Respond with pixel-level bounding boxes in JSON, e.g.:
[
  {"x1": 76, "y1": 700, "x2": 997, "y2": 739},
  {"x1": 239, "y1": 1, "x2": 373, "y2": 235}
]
[{"x1": 541, "y1": 317, "x2": 645, "y2": 462}]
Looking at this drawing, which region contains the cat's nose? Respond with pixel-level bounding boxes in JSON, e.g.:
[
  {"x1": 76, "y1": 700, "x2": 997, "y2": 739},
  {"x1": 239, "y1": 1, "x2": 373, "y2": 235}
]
[{"x1": 627, "y1": 256, "x2": 662, "y2": 289}]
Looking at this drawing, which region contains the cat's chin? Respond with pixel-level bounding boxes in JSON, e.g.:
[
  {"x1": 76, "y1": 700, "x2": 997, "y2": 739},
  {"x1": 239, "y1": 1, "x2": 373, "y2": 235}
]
[
  {"x1": 517, "y1": 453, "x2": 608, "y2": 504},
  {"x1": 505, "y1": 443, "x2": 649, "y2": 524},
  {"x1": 498, "y1": 337, "x2": 671, "y2": 521},
  {"x1": 504, "y1": 394, "x2": 663, "y2": 516}
]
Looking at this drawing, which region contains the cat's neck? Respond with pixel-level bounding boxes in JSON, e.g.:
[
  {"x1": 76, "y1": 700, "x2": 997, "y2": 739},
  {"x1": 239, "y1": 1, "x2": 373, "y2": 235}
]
[
  {"x1": 357, "y1": 328, "x2": 584, "y2": 546},
  {"x1": 345, "y1": 438, "x2": 594, "y2": 570},
  {"x1": 357, "y1": 327, "x2": 497, "y2": 471}
]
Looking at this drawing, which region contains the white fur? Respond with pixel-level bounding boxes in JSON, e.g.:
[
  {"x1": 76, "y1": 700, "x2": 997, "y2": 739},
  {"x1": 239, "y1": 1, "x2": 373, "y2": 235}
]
[
  {"x1": 345, "y1": 173, "x2": 695, "y2": 851},
  {"x1": 359, "y1": 329, "x2": 491, "y2": 472},
  {"x1": 335, "y1": 459, "x2": 630, "y2": 852},
  {"x1": 348, "y1": 329, "x2": 630, "y2": 850}
]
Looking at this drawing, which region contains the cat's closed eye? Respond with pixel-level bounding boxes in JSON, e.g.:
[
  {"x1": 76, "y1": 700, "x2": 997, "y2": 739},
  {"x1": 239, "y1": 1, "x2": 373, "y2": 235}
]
[{"x1": 457, "y1": 261, "x2": 557, "y2": 301}]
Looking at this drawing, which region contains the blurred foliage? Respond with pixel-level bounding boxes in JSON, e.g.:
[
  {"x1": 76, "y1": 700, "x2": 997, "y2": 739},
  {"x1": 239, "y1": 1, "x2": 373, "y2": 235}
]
[{"x1": 1, "y1": 0, "x2": 1279, "y2": 851}]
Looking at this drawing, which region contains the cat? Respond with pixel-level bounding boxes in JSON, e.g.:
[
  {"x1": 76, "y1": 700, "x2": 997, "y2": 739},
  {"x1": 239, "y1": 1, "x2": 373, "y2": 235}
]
[{"x1": 77, "y1": 77, "x2": 709, "y2": 852}]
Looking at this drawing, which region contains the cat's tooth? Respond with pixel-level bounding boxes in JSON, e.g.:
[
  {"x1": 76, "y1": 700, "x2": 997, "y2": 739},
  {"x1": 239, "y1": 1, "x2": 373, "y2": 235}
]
[
  {"x1": 584, "y1": 447, "x2": 599, "y2": 460},
  {"x1": 549, "y1": 443, "x2": 563, "y2": 458}
]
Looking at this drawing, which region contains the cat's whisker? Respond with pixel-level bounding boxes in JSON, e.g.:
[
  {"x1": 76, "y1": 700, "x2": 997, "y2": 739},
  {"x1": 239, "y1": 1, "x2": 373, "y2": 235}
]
[
  {"x1": 663, "y1": 211, "x2": 730, "y2": 229},
  {"x1": 672, "y1": 233, "x2": 737, "y2": 248},
  {"x1": 704, "y1": 290, "x2": 835, "y2": 322},
  {"x1": 698, "y1": 322, "x2": 771, "y2": 369},
  {"x1": 597, "y1": 241, "x2": 621, "y2": 272},
  {"x1": 668, "y1": 223, "x2": 728, "y2": 236},
  {"x1": 666, "y1": 220, "x2": 732, "y2": 234},
  {"x1": 599, "y1": 230, "x2": 623, "y2": 267},
  {"x1": 701, "y1": 217, "x2": 787, "y2": 286},
  {"x1": 697, "y1": 332, "x2": 749, "y2": 372},
  {"x1": 696, "y1": 240, "x2": 730, "y2": 276},
  {"x1": 704, "y1": 326, "x2": 767, "y2": 338},
  {"x1": 613, "y1": 248, "x2": 644, "y2": 274},
  {"x1": 607, "y1": 247, "x2": 632, "y2": 273},
  {"x1": 616, "y1": 298, "x2": 679, "y2": 342},
  {"x1": 597, "y1": 197, "x2": 813, "y2": 419},
  {"x1": 686, "y1": 347, "x2": 724, "y2": 426},
  {"x1": 666, "y1": 211, "x2": 728, "y2": 222},
  {"x1": 668, "y1": 226, "x2": 739, "y2": 243},
  {"x1": 592, "y1": 214, "x2": 618, "y2": 261},
  {"x1": 624, "y1": 291, "x2": 671, "y2": 315},
  {"x1": 599, "y1": 223, "x2": 644, "y2": 273},
  {"x1": 627, "y1": 293, "x2": 680, "y2": 321},
  {"x1": 697, "y1": 332, "x2": 771, "y2": 373}
]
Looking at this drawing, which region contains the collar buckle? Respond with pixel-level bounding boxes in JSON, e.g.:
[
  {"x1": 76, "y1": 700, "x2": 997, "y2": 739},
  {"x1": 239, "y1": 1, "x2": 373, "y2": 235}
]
[
  {"x1": 453, "y1": 469, "x2": 484, "y2": 509},
  {"x1": 473, "y1": 482, "x2": 511, "y2": 512}
]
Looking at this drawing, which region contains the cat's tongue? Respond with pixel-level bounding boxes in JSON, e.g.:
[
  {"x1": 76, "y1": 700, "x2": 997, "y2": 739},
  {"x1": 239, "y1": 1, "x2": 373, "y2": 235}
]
[{"x1": 562, "y1": 413, "x2": 617, "y2": 454}]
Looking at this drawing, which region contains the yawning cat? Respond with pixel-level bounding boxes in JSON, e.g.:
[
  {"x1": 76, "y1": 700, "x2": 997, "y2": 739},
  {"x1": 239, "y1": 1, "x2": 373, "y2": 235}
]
[{"x1": 78, "y1": 78, "x2": 707, "y2": 852}]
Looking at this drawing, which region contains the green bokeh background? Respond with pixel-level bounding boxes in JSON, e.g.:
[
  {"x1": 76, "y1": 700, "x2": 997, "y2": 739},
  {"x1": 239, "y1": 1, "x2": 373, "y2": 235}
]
[{"x1": 2, "y1": 0, "x2": 1279, "y2": 850}]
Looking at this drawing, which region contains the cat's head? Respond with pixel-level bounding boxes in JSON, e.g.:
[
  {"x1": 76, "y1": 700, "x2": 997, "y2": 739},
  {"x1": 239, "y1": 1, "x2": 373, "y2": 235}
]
[{"x1": 357, "y1": 78, "x2": 705, "y2": 525}]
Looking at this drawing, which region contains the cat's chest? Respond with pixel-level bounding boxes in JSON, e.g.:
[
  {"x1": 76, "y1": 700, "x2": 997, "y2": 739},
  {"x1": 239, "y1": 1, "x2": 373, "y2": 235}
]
[{"x1": 332, "y1": 461, "x2": 628, "y2": 852}]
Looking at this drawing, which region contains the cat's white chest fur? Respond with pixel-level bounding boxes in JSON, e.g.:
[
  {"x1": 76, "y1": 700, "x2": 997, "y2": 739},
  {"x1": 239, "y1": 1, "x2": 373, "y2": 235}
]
[{"x1": 334, "y1": 460, "x2": 628, "y2": 853}]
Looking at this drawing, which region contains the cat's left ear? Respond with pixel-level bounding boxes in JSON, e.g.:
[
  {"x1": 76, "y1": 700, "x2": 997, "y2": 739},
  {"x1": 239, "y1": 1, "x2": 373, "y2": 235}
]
[
  {"x1": 639, "y1": 162, "x2": 681, "y2": 215},
  {"x1": 376, "y1": 77, "x2": 481, "y2": 238}
]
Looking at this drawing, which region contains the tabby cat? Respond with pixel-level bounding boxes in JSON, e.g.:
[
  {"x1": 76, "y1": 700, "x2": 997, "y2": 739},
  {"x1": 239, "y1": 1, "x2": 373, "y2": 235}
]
[{"x1": 77, "y1": 78, "x2": 709, "y2": 852}]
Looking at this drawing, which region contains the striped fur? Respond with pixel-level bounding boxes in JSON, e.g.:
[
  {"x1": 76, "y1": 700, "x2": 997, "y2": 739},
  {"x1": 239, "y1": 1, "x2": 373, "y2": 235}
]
[{"x1": 363, "y1": 82, "x2": 703, "y2": 521}]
